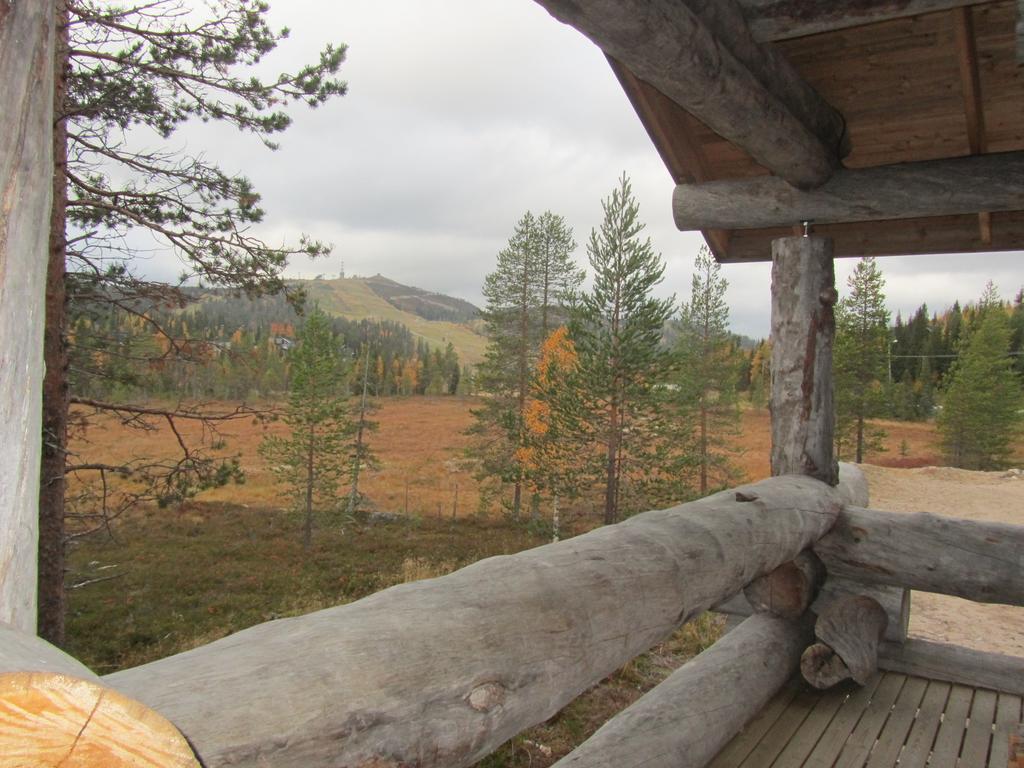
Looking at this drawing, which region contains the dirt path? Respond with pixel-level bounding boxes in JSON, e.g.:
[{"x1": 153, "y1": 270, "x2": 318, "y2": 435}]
[{"x1": 861, "y1": 464, "x2": 1024, "y2": 658}]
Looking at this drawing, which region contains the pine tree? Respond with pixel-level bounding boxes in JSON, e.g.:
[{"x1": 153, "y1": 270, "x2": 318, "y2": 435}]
[
  {"x1": 938, "y1": 287, "x2": 1023, "y2": 469},
  {"x1": 834, "y1": 258, "x2": 890, "y2": 462},
  {"x1": 569, "y1": 174, "x2": 675, "y2": 524},
  {"x1": 674, "y1": 246, "x2": 742, "y2": 494},
  {"x1": 346, "y1": 342, "x2": 378, "y2": 515},
  {"x1": 471, "y1": 211, "x2": 580, "y2": 519},
  {"x1": 39, "y1": 0, "x2": 346, "y2": 643},
  {"x1": 260, "y1": 308, "x2": 354, "y2": 550}
]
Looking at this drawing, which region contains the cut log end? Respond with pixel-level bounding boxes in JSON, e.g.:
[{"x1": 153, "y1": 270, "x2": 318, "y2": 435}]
[
  {"x1": 803, "y1": 595, "x2": 888, "y2": 689},
  {"x1": 801, "y1": 642, "x2": 853, "y2": 689},
  {"x1": 744, "y1": 550, "x2": 825, "y2": 620},
  {"x1": 0, "y1": 672, "x2": 200, "y2": 767}
]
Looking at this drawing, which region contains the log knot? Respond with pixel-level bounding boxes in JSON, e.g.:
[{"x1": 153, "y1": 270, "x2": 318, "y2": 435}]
[
  {"x1": 818, "y1": 287, "x2": 838, "y2": 306},
  {"x1": 467, "y1": 682, "x2": 506, "y2": 712}
]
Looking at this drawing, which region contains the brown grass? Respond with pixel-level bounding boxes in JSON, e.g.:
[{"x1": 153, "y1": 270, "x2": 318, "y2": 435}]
[
  {"x1": 65, "y1": 396, "x2": 1022, "y2": 766},
  {"x1": 72, "y1": 398, "x2": 981, "y2": 528},
  {"x1": 69, "y1": 396, "x2": 487, "y2": 520}
]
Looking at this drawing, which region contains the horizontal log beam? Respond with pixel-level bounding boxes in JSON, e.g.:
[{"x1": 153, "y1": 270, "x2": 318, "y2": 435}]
[
  {"x1": 106, "y1": 474, "x2": 849, "y2": 768},
  {"x1": 719, "y1": 209, "x2": 1024, "y2": 263},
  {"x1": 878, "y1": 638, "x2": 1024, "y2": 696},
  {"x1": 737, "y1": 0, "x2": 990, "y2": 41},
  {"x1": 673, "y1": 152, "x2": 1024, "y2": 231},
  {"x1": 532, "y1": 0, "x2": 845, "y2": 188},
  {"x1": 814, "y1": 506, "x2": 1024, "y2": 605},
  {"x1": 551, "y1": 614, "x2": 812, "y2": 768}
]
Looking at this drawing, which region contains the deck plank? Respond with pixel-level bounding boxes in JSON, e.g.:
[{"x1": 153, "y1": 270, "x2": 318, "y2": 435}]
[
  {"x1": 832, "y1": 673, "x2": 907, "y2": 768},
  {"x1": 801, "y1": 673, "x2": 887, "y2": 766},
  {"x1": 988, "y1": 693, "x2": 1023, "y2": 768},
  {"x1": 771, "y1": 682, "x2": 854, "y2": 767},
  {"x1": 710, "y1": 670, "x2": 1019, "y2": 768},
  {"x1": 707, "y1": 677, "x2": 803, "y2": 768},
  {"x1": 960, "y1": 689, "x2": 998, "y2": 767},
  {"x1": 738, "y1": 685, "x2": 823, "y2": 767},
  {"x1": 864, "y1": 675, "x2": 928, "y2": 767},
  {"x1": 928, "y1": 684, "x2": 975, "y2": 768},
  {"x1": 897, "y1": 680, "x2": 951, "y2": 768}
]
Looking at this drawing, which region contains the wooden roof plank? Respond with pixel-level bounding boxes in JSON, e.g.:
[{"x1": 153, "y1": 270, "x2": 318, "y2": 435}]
[{"x1": 738, "y1": 0, "x2": 990, "y2": 41}]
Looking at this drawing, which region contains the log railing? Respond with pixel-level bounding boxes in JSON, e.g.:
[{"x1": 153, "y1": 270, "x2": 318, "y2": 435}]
[{"x1": 3, "y1": 465, "x2": 1023, "y2": 767}]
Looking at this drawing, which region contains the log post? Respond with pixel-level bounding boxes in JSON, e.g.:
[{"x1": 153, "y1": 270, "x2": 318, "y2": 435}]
[
  {"x1": 0, "y1": 623, "x2": 200, "y2": 766},
  {"x1": 550, "y1": 614, "x2": 813, "y2": 768},
  {"x1": 801, "y1": 595, "x2": 888, "y2": 688},
  {"x1": 770, "y1": 235, "x2": 838, "y2": 485},
  {"x1": 744, "y1": 550, "x2": 825, "y2": 620},
  {"x1": 0, "y1": 0, "x2": 55, "y2": 634}
]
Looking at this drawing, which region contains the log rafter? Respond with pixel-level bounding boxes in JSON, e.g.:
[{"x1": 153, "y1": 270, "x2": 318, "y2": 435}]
[
  {"x1": 672, "y1": 152, "x2": 1024, "y2": 231},
  {"x1": 533, "y1": 0, "x2": 846, "y2": 188}
]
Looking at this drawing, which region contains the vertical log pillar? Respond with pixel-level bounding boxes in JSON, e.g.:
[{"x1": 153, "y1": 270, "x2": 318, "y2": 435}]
[
  {"x1": 769, "y1": 236, "x2": 838, "y2": 485},
  {"x1": 0, "y1": 0, "x2": 56, "y2": 633}
]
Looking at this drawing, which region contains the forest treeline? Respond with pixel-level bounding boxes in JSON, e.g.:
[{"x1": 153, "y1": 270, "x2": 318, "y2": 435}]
[
  {"x1": 69, "y1": 288, "x2": 470, "y2": 402},
  {"x1": 469, "y1": 179, "x2": 1024, "y2": 525}
]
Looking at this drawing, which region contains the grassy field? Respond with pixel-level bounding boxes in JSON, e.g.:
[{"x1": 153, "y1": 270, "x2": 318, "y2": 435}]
[{"x1": 62, "y1": 395, "x2": 1011, "y2": 766}]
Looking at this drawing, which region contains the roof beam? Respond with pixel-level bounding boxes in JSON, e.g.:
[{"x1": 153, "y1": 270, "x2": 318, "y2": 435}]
[
  {"x1": 672, "y1": 152, "x2": 1024, "y2": 230},
  {"x1": 738, "y1": 0, "x2": 990, "y2": 41},
  {"x1": 532, "y1": 0, "x2": 847, "y2": 188},
  {"x1": 722, "y1": 210, "x2": 1024, "y2": 263}
]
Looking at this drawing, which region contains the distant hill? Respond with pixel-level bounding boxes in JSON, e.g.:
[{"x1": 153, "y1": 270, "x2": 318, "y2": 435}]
[
  {"x1": 362, "y1": 274, "x2": 480, "y2": 324},
  {"x1": 295, "y1": 276, "x2": 487, "y2": 365}
]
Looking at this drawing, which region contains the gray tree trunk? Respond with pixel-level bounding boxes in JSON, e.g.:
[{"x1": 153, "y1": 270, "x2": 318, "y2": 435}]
[
  {"x1": 0, "y1": 0, "x2": 55, "y2": 634},
  {"x1": 38, "y1": 0, "x2": 70, "y2": 647}
]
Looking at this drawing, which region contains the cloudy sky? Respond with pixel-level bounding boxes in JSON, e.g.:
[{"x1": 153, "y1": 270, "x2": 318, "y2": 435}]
[{"x1": 154, "y1": 0, "x2": 1023, "y2": 338}]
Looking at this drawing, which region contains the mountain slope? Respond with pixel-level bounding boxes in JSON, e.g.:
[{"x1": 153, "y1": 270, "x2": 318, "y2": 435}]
[{"x1": 299, "y1": 277, "x2": 487, "y2": 365}]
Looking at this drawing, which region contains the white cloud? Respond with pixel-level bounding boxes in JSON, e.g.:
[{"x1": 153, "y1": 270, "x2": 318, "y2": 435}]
[{"x1": 131, "y1": 0, "x2": 1020, "y2": 341}]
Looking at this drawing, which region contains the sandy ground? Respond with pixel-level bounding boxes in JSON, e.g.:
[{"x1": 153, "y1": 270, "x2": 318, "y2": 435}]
[{"x1": 861, "y1": 464, "x2": 1024, "y2": 658}]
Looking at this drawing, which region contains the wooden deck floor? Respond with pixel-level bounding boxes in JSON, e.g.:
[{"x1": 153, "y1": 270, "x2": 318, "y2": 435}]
[{"x1": 708, "y1": 671, "x2": 1023, "y2": 768}]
